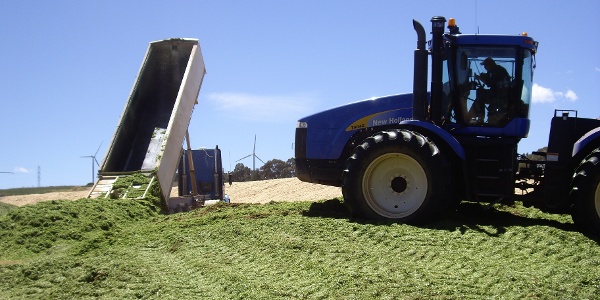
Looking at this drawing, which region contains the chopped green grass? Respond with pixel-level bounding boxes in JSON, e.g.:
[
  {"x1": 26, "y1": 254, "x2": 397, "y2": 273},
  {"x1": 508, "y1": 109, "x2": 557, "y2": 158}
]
[
  {"x1": 0, "y1": 199, "x2": 598, "y2": 299},
  {"x1": 0, "y1": 202, "x2": 16, "y2": 216}
]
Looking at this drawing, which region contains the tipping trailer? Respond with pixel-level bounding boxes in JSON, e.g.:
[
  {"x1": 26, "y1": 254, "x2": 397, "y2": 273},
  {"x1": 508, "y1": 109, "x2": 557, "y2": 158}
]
[
  {"x1": 294, "y1": 17, "x2": 600, "y2": 235},
  {"x1": 88, "y1": 38, "x2": 206, "y2": 211}
]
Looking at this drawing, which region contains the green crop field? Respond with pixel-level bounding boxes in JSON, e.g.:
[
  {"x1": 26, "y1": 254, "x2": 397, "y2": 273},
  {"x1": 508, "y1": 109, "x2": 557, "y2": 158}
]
[{"x1": 0, "y1": 196, "x2": 598, "y2": 299}]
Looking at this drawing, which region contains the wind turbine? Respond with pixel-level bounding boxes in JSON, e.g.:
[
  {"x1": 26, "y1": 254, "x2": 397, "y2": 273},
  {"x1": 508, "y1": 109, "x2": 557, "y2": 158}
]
[
  {"x1": 236, "y1": 134, "x2": 265, "y2": 170},
  {"x1": 81, "y1": 142, "x2": 102, "y2": 184}
]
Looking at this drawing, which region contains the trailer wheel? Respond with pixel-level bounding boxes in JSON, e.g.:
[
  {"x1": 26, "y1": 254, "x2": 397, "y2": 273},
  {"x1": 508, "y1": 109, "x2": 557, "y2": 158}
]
[
  {"x1": 342, "y1": 129, "x2": 453, "y2": 224},
  {"x1": 570, "y1": 148, "x2": 600, "y2": 235}
]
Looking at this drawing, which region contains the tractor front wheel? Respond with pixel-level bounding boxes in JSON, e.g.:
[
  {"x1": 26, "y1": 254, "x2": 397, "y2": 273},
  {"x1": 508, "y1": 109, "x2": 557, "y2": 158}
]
[{"x1": 342, "y1": 129, "x2": 453, "y2": 224}]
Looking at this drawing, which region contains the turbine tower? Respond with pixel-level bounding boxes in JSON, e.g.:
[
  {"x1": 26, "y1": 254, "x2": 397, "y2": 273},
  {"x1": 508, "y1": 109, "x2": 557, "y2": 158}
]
[{"x1": 81, "y1": 142, "x2": 102, "y2": 184}]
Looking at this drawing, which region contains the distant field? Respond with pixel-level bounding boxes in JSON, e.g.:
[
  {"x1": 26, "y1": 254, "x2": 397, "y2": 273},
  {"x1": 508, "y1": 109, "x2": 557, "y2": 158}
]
[{"x1": 0, "y1": 186, "x2": 87, "y2": 197}]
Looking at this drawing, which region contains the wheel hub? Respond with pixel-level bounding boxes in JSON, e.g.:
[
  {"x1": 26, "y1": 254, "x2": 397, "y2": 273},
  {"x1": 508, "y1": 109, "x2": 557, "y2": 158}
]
[
  {"x1": 391, "y1": 176, "x2": 408, "y2": 193},
  {"x1": 362, "y1": 152, "x2": 428, "y2": 219}
]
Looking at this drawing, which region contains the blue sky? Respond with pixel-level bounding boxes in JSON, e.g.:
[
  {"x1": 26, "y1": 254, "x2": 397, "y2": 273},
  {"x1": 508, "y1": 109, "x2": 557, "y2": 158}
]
[{"x1": 1, "y1": 1, "x2": 598, "y2": 189}]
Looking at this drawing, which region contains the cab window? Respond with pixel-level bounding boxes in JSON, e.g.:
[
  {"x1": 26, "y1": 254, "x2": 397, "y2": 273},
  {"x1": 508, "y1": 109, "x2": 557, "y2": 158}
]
[{"x1": 453, "y1": 46, "x2": 517, "y2": 126}]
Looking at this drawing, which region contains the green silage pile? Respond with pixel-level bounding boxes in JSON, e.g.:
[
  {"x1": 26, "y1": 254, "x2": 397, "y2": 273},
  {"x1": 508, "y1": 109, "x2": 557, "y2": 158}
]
[{"x1": 0, "y1": 197, "x2": 161, "y2": 258}]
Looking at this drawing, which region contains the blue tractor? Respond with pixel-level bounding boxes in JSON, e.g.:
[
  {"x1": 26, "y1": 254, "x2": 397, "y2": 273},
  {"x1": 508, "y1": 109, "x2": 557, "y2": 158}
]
[{"x1": 294, "y1": 17, "x2": 600, "y2": 234}]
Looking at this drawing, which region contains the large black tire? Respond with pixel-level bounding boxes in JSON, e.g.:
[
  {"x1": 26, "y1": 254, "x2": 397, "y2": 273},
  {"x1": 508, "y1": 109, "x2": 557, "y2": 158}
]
[
  {"x1": 570, "y1": 148, "x2": 600, "y2": 235},
  {"x1": 342, "y1": 129, "x2": 454, "y2": 224}
]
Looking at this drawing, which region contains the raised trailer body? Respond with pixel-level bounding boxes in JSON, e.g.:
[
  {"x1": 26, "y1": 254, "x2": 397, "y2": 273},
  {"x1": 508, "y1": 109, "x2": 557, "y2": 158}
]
[{"x1": 88, "y1": 38, "x2": 206, "y2": 208}]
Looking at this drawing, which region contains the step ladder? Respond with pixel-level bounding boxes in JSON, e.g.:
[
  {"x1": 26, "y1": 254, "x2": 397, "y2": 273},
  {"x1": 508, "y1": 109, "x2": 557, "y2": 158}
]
[
  {"x1": 87, "y1": 175, "x2": 119, "y2": 199},
  {"x1": 87, "y1": 173, "x2": 156, "y2": 199},
  {"x1": 468, "y1": 142, "x2": 516, "y2": 203},
  {"x1": 473, "y1": 157, "x2": 502, "y2": 201}
]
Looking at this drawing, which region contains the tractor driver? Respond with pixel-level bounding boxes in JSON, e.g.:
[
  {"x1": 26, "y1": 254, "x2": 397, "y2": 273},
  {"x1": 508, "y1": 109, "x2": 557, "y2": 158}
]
[{"x1": 470, "y1": 57, "x2": 511, "y2": 125}]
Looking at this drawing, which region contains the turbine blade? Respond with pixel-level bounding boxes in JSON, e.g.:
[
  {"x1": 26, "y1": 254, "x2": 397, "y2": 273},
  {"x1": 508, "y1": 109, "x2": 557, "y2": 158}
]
[
  {"x1": 255, "y1": 155, "x2": 265, "y2": 164},
  {"x1": 94, "y1": 141, "x2": 103, "y2": 156},
  {"x1": 236, "y1": 154, "x2": 252, "y2": 162}
]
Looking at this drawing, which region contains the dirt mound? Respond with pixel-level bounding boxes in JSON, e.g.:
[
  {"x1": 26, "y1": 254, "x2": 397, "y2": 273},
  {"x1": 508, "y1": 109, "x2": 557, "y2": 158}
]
[
  {"x1": 0, "y1": 191, "x2": 90, "y2": 207},
  {"x1": 224, "y1": 177, "x2": 342, "y2": 204},
  {"x1": 0, "y1": 178, "x2": 342, "y2": 207}
]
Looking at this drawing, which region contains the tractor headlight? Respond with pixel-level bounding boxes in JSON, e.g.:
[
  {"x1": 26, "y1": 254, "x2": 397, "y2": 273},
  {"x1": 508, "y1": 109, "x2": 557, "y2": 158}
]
[{"x1": 297, "y1": 121, "x2": 308, "y2": 129}]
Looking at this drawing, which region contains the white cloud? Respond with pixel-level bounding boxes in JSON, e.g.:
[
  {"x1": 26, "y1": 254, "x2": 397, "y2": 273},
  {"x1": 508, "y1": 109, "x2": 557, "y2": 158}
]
[
  {"x1": 564, "y1": 90, "x2": 578, "y2": 102},
  {"x1": 206, "y1": 92, "x2": 316, "y2": 122},
  {"x1": 14, "y1": 167, "x2": 29, "y2": 173},
  {"x1": 532, "y1": 84, "x2": 555, "y2": 103},
  {"x1": 532, "y1": 83, "x2": 578, "y2": 104}
]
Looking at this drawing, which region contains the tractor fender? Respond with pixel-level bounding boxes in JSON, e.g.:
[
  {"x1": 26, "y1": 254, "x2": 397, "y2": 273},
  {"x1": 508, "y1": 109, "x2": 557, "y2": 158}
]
[
  {"x1": 398, "y1": 120, "x2": 466, "y2": 161},
  {"x1": 573, "y1": 127, "x2": 600, "y2": 159}
]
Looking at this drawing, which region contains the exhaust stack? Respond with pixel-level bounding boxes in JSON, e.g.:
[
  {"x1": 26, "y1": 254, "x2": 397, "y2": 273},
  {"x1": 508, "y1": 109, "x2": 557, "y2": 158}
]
[{"x1": 412, "y1": 19, "x2": 428, "y2": 121}]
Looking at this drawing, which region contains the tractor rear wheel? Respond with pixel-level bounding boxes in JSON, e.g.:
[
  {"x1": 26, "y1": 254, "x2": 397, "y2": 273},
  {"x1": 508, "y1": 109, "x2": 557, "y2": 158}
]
[
  {"x1": 571, "y1": 148, "x2": 600, "y2": 235},
  {"x1": 342, "y1": 129, "x2": 453, "y2": 224}
]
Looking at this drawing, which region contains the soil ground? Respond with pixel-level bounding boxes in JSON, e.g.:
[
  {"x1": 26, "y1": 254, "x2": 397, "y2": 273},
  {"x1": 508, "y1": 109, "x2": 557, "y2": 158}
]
[{"x1": 0, "y1": 178, "x2": 343, "y2": 207}]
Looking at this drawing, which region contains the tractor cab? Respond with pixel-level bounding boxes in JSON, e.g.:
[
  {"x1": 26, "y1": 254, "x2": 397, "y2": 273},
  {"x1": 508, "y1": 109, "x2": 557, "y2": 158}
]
[{"x1": 428, "y1": 18, "x2": 538, "y2": 137}]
